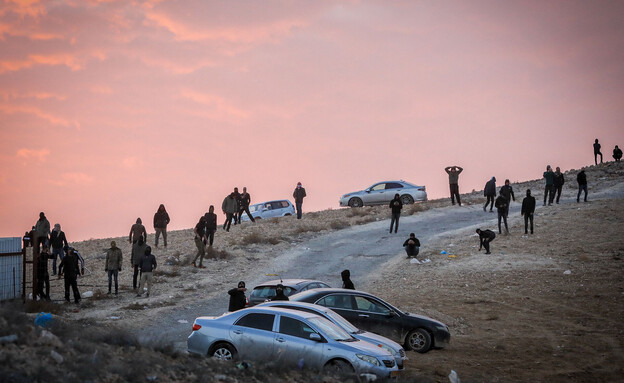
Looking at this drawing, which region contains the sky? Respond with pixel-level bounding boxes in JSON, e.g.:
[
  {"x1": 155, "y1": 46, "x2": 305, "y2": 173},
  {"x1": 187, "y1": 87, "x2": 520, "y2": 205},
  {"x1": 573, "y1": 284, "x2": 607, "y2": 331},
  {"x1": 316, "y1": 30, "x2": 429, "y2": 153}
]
[{"x1": 1, "y1": 0, "x2": 623, "y2": 242}]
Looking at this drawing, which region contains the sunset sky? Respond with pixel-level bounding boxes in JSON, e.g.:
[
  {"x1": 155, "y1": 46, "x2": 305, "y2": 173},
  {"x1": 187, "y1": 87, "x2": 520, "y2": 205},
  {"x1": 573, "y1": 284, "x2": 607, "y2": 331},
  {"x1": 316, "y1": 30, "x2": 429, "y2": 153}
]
[{"x1": 1, "y1": 0, "x2": 623, "y2": 242}]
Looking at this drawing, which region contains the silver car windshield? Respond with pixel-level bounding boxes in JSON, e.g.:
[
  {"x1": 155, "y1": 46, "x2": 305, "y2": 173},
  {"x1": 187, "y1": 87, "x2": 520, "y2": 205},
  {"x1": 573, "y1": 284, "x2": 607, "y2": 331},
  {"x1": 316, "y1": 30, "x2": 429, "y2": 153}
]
[
  {"x1": 308, "y1": 316, "x2": 355, "y2": 341},
  {"x1": 323, "y1": 310, "x2": 360, "y2": 334}
]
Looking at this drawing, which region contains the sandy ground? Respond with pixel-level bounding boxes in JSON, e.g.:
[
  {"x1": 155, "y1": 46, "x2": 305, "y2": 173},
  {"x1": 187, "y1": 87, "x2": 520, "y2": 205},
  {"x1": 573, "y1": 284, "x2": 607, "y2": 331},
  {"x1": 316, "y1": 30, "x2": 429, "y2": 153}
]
[{"x1": 8, "y1": 161, "x2": 624, "y2": 382}]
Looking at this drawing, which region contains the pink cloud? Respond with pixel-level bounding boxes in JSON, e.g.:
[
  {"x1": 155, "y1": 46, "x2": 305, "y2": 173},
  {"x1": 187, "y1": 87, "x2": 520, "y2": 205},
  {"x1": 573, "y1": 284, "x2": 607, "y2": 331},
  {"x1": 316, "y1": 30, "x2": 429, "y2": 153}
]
[
  {"x1": 0, "y1": 103, "x2": 70, "y2": 126},
  {"x1": 16, "y1": 147, "x2": 50, "y2": 162},
  {"x1": 50, "y1": 172, "x2": 94, "y2": 186}
]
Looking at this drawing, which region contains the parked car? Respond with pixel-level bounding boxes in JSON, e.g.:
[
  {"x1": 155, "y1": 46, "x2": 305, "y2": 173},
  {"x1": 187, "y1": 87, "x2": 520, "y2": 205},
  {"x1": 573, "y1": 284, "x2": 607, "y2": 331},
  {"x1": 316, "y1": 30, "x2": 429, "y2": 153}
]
[
  {"x1": 289, "y1": 288, "x2": 450, "y2": 353},
  {"x1": 240, "y1": 200, "x2": 295, "y2": 221},
  {"x1": 248, "y1": 279, "x2": 331, "y2": 307},
  {"x1": 339, "y1": 180, "x2": 427, "y2": 208},
  {"x1": 259, "y1": 301, "x2": 407, "y2": 369},
  {"x1": 187, "y1": 306, "x2": 400, "y2": 378}
]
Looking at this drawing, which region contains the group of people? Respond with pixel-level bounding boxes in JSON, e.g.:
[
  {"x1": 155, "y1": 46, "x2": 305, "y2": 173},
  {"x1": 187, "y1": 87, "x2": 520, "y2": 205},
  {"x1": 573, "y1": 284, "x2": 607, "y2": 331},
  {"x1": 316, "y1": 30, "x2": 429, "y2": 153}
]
[{"x1": 593, "y1": 139, "x2": 622, "y2": 165}]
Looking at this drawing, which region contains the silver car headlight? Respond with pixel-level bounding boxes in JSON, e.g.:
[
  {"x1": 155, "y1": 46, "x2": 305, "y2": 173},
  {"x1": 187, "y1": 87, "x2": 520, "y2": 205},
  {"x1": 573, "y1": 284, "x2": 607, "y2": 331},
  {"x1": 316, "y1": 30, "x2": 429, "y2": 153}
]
[
  {"x1": 377, "y1": 343, "x2": 397, "y2": 357},
  {"x1": 356, "y1": 354, "x2": 381, "y2": 366}
]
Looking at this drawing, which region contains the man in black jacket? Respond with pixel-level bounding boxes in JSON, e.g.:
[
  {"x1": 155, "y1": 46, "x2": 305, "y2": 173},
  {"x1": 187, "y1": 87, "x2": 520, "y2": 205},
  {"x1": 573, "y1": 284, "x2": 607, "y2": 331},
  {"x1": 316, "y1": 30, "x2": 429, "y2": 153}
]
[
  {"x1": 49, "y1": 223, "x2": 68, "y2": 275},
  {"x1": 499, "y1": 179, "x2": 515, "y2": 205},
  {"x1": 389, "y1": 193, "x2": 402, "y2": 234},
  {"x1": 59, "y1": 248, "x2": 82, "y2": 303},
  {"x1": 483, "y1": 177, "x2": 496, "y2": 212},
  {"x1": 495, "y1": 193, "x2": 509, "y2": 235},
  {"x1": 271, "y1": 284, "x2": 289, "y2": 301},
  {"x1": 137, "y1": 246, "x2": 157, "y2": 297},
  {"x1": 553, "y1": 167, "x2": 565, "y2": 204},
  {"x1": 37, "y1": 247, "x2": 51, "y2": 301},
  {"x1": 476, "y1": 228, "x2": 496, "y2": 255},
  {"x1": 403, "y1": 233, "x2": 421, "y2": 258},
  {"x1": 293, "y1": 182, "x2": 307, "y2": 219},
  {"x1": 228, "y1": 281, "x2": 247, "y2": 311},
  {"x1": 153, "y1": 204, "x2": 170, "y2": 247},
  {"x1": 594, "y1": 139, "x2": 603, "y2": 165},
  {"x1": 613, "y1": 145, "x2": 622, "y2": 162},
  {"x1": 521, "y1": 189, "x2": 536, "y2": 234},
  {"x1": 204, "y1": 205, "x2": 217, "y2": 246},
  {"x1": 577, "y1": 169, "x2": 588, "y2": 203},
  {"x1": 192, "y1": 216, "x2": 207, "y2": 269},
  {"x1": 237, "y1": 187, "x2": 256, "y2": 223},
  {"x1": 341, "y1": 269, "x2": 355, "y2": 290}
]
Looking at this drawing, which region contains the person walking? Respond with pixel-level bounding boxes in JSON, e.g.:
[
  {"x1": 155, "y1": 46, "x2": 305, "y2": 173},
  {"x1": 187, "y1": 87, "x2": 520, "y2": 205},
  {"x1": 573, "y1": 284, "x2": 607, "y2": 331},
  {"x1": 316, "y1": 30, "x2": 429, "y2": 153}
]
[
  {"x1": 63, "y1": 245, "x2": 85, "y2": 275},
  {"x1": 137, "y1": 246, "x2": 157, "y2": 297},
  {"x1": 577, "y1": 168, "x2": 588, "y2": 203},
  {"x1": 59, "y1": 247, "x2": 82, "y2": 304},
  {"x1": 222, "y1": 193, "x2": 238, "y2": 232},
  {"x1": 389, "y1": 193, "x2": 403, "y2": 234},
  {"x1": 483, "y1": 177, "x2": 497, "y2": 212},
  {"x1": 238, "y1": 187, "x2": 256, "y2": 223},
  {"x1": 105, "y1": 241, "x2": 123, "y2": 295},
  {"x1": 153, "y1": 204, "x2": 170, "y2": 248},
  {"x1": 129, "y1": 218, "x2": 147, "y2": 244},
  {"x1": 204, "y1": 206, "x2": 217, "y2": 246},
  {"x1": 192, "y1": 216, "x2": 207, "y2": 268},
  {"x1": 271, "y1": 284, "x2": 289, "y2": 301},
  {"x1": 521, "y1": 189, "x2": 536, "y2": 234},
  {"x1": 293, "y1": 182, "x2": 307, "y2": 219},
  {"x1": 228, "y1": 281, "x2": 247, "y2": 312},
  {"x1": 403, "y1": 233, "x2": 421, "y2": 258},
  {"x1": 495, "y1": 193, "x2": 509, "y2": 235},
  {"x1": 444, "y1": 166, "x2": 463, "y2": 206},
  {"x1": 341, "y1": 269, "x2": 355, "y2": 290},
  {"x1": 131, "y1": 237, "x2": 147, "y2": 290},
  {"x1": 594, "y1": 139, "x2": 603, "y2": 165},
  {"x1": 232, "y1": 187, "x2": 242, "y2": 225},
  {"x1": 499, "y1": 179, "x2": 515, "y2": 205},
  {"x1": 37, "y1": 246, "x2": 51, "y2": 301},
  {"x1": 49, "y1": 223, "x2": 68, "y2": 275},
  {"x1": 613, "y1": 145, "x2": 622, "y2": 162},
  {"x1": 553, "y1": 167, "x2": 565, "y2": 204},
  {"x1": 476, "y1": 228, "x2": 496, "y2": 255},
  {"x1": 34, "y1": 212, "x2": 50, "y2": 249},
  {"x1": 543, "y1": 166, "x2": 555, "y2": 206}
]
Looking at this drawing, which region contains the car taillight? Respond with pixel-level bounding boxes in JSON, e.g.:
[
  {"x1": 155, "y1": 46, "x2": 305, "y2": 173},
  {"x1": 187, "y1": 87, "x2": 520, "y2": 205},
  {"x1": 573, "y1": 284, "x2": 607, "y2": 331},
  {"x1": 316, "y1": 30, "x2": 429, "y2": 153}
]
[
  {"x1": 192, "y1": 323, "x2": 201, "y2": 331},
  {"x1": 418, "y1": 187, "x2": 425, "y2": 191}
]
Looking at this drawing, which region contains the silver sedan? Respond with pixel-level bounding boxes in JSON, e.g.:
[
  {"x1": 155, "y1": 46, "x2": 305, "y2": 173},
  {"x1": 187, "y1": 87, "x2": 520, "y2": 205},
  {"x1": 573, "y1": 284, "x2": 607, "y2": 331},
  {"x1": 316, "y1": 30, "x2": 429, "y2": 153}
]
[
  {"x1": 187, "y1": 306, "x2": 400, "y2": 378},
  {"x1": 339, "y1": 180, "x2": 427, "y2": 207}
]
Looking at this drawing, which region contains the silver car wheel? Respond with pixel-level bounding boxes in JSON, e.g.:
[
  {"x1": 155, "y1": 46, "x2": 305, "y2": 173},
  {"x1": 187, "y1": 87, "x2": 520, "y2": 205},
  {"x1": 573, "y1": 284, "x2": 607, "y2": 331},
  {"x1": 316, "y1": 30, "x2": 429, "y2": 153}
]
[
  {"x1": 212, "y1": 344, "x2": 235, "y2": 360},
  {"x1": 400, "y1": 194, "x2": 414, "y2": 205},
  {"x1": 348, "y1": 197, "x2": 363, "y2": 208}
]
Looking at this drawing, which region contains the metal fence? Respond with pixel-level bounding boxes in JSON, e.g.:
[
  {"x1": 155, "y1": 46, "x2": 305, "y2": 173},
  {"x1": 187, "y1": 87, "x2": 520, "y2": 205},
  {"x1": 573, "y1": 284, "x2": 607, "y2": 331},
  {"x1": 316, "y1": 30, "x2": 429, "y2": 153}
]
[{"x1": 0, "y1": 237, "x2": 22, "y2": 301}]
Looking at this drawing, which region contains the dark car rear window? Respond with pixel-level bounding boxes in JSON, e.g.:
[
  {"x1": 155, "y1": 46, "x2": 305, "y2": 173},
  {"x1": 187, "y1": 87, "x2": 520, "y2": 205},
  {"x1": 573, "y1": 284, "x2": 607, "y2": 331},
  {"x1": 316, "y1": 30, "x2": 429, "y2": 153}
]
[{"x1": 251, "y1": 286, "x2": 296, "y2": 299}]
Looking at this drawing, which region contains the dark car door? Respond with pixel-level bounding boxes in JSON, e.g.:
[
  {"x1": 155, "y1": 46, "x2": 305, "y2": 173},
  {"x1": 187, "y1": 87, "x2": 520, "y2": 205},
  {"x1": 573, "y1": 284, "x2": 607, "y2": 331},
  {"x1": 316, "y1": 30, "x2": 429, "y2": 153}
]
[
  {"x1": 349, "y1": 295, "x2": 403, "y2": 341},
  {"x1": 314, "y1": 294, "x2": 358, "y2": 323}
]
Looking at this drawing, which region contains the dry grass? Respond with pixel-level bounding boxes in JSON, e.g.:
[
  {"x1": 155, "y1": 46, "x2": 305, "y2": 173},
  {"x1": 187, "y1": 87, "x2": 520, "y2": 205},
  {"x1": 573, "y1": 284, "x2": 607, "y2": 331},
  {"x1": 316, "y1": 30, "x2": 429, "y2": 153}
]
[
  {"x1": 240, "y1": 232, "x2": 281, "y2": 245},
  {"x1": 205, "y1": 247, "x2": 232, "y2": 260},
  {"x1": 329, "y1": 220, "x2": 350, "y2": 230},
  {"x1": 155, "y1": 267, "x2": 181, "y2": 278}
]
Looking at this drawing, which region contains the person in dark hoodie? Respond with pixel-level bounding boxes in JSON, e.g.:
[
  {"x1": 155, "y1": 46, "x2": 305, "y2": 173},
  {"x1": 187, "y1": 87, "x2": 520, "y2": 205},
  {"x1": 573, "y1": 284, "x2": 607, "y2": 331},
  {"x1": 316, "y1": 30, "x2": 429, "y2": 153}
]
[
  {"x1": 483, "y1": 177, "x2": 496, "y2": 212},
  {"x1": 293, "y1": 182, "x2": 307, "y2": 219},
  {"x1": 389, "y1": 193, "x2": 403, "y2": 234},
  {"x1": 192, "y1": 216, "x2": 207, "y2": 269},
  {"x1": 49, "y1": 223, "x2": 68, "y2": 275},
  {"x1": 499, "y1": 179, "x2": 515, "y2": 205},
  {"x1": 613, "y1": 145, "x2": 622, "y2": 162},
  {"x1": 153, "y1": 204, "x2": 170, "y2": 247},
  {"x1": 228, "y1": 281, "x2": 247, "y2": 311},
  {"x1": 543, "y1": 165, "x2": 555, "y2": 206},
  {"x1": 271, "y1": 284, "x2": 289, "y2": 301},
  {"x1": 237, "y1": 187, "x2": 256, "y2": 223},
  {"x1": 203, "y1": 205, "x2": 218, "y2": 246},
  {"x1": 232, "y1": 187, "x2": 242, "y2": 225},
  {"x1": 553, "y1": 167, "x2": 565, "y2": 204},
  {"x1": 521, "y1": 189, "x2": 536, "y2": 234},
  {"x1": 577, "y1": 168, "x2": 588, "y2": 203},
  {"x1": 594, "y1": 139, "x2": 603, "y2": 165},
  {"x1": 341, "y1": 269, "x2": 355, "y2": 290},
  {"x1": 105, "y1": 241, "x2": 123, "y2": 295},
  {"x1": 403, "y1": 233, "x2": 421, "y2": 258},
  {"x1": 37, "y1": 246, "x2": 51, "y2": 301},
  {"x1": 131, "y1": 238, "x2": 147, "y2": 290},
  {"x1": 476, "y1": 228, "x2": 496, "y2": 255},
  {"x1": 137, "y1": 246, "x2": 157, "y2": 297},
  {"x1": 129, "y1": 218, "x2": 147, "y2": 244},
  {"x1": 59, "y1": 247, "x2": 82, "y2": 303},
  {"x1": 495, "y1": 193, "x2": 509, "y2": 235}
]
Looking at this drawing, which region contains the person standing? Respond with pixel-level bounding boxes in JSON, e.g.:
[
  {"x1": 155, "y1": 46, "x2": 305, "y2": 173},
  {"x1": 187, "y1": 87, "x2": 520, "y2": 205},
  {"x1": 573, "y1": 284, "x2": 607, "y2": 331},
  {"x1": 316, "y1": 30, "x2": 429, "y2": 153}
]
[
  {"x1": 222, "y1": 193, "x2": 238, "y2": 232},
  {"x1": 543, "y1": 166, "x2": 555, "y2": 206},
  {"x1": 131, "y1": 238, "x2": 147, "y2": 290},
  {"x1": 483, "y1": 177, "x2": 497, "y2": 212},
  {"x1": 594, "y1": 139, "x2": 603, "y2": 165},
  {"x1": 129, "y1": 218, "x2": 147, "y2": 244},
  {"x1": 37, "y1": 246, "x2": 51, "y2": 301},
  {"x1": 49, "y1": 223, "x2": 68, "y2": 275},
  {"x1": 137, "y1": 246, "x2": 157, "y2": 297},
  {"x1": 495, "y1": 193, "x2": 509, "y2": 235},
  {"x1": 389, "y1": 193, "x2": 403, "y2": 234},
  {"x1": 238, "y1": 187, "x2": 256, "y2": 223},
  {"x1": 293, "y1": 182, "x2": 307, "y2": 219},
  {"x1": 521, "y1": 189, "x2": 536, "y2": 234},
  {"x1": 476, "y1": 228, "x2": 496, "y2": 255},
  {"x1": 153, "y1": 204, "x2": 170, "y2": 248},
  {"x1": 192, "y1": 216, "x2": 207, "y2": 268},
  {"x1": 232, "y1": 187, "x2": 242, "y2": 225},
  {"x1": 105, "y1": 241, "x2": 123, "y2": 295},
  {"x1": 577, "y1": 168, "x2": 588, "y2": 203},
  {"x1": 553, "y1": 167, "x2": 565, "y2": 204},
  {"x1": 34, "y1": 212, "x2": 50, "y2": 249},
  {"x1": 271, "y1": 284, "x2": 289, "y2": 301},
  {"x1": 341, "y1": 269, "x2": 355, "y2": 290},
  {"x1": 403, "y1": 233, "x2": 421, "y2": 258},
  {"x1": 613, "y1": 145, "x2": 622, "y2": 162},
  {"x1": 204, "y1": 205, "x2": 217, "y2": 246},
  {"x1": 444, "y1": 166, "x2": 463, "y2": 206},
  {"x1": 59, "y1": 248, "x2": 82, "y2": 304},
  {"x1": 499, "y1": 179, "x2": 515, "y2": 205},
  {"x1": 228, "y1": 281, "x2": 247, "y2": 312}
]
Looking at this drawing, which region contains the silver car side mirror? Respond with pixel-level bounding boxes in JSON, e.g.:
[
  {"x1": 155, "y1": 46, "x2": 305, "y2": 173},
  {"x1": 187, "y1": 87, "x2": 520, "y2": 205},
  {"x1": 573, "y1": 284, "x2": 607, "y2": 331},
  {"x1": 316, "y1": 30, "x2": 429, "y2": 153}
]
[{"x1": 309, "y1": 333, "x2": 322, "y2": 341}]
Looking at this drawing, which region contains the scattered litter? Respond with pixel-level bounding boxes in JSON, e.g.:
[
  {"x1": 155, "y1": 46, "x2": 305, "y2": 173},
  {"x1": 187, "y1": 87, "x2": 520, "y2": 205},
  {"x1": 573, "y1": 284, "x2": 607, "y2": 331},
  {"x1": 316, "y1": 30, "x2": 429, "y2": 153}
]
[
  {"x1": 449, "y1": 369, "x2": 461, "y2": 383},
  {"x1": 440, "y1": 250, "x2": 447, "y2": 254},
  {"x1": 422, "y1": 258, "x2": 431, "y2": 263},
  {"x1": 109, "y1": 316, "x2": 120, "y2": 320},
  {"x1": 214, "y1": 375, "x2": 227, "y2": 382},
  {"x1": 34, "y1": 312, "x2": 52, "y2": 327},
  {"x1": 50, "y1": 350, "x2": 64, "y2": 364},
  {"x1": 361, "y1": 373, "x2": 377, "y2": 382},
  {"x1": 410, "y1": 258, "x2": 421, "y2": 264},
  {"x1": 448, "y1": 243, "x2": 455, "y2": 247},
  {"x1": 236, "y1": 361, "x2": 251, "y2": 369},
  {"x1": 500, "y1": 252, "x2": 504, "y2": 255},
  {"x1": 177, "y1": 319, "x2": 188, "y2": 324},
  {"x1": 38, "y1": 330, "x2": 63, "y2": 348},
  {"x1": 0, "y1": 334, "x2": 18, "y2": 344},
  {"x1": 448, "y1": 255, "x2": 456, "y2": 258},
  {"x1": 563, "y1": 270, "x2": 572, "y2": 275},
  {"x1": 82, "y1": 291, "x2": 94, "y2": 298},
  {"x1": 146, "y1": 376, "x2": 157, "y2": 382}
]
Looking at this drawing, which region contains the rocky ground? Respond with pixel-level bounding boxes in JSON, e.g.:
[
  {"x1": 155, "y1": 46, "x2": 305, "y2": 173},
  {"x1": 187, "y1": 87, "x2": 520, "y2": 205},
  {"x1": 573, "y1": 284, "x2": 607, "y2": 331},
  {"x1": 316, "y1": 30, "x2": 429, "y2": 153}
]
[{"x1": 2, "y1": 161, "x2": 623, "y2": 382}]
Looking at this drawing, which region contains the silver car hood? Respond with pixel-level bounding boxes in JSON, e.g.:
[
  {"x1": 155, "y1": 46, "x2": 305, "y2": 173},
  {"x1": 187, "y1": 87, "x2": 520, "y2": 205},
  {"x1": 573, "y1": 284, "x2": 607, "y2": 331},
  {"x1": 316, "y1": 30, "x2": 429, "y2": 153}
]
[
  {"x1": 338, "y1": 338, "x2": 393, "y2": 358},
  {"x1": 355, "y1": 331, "x2": 402, "y2": 351}
]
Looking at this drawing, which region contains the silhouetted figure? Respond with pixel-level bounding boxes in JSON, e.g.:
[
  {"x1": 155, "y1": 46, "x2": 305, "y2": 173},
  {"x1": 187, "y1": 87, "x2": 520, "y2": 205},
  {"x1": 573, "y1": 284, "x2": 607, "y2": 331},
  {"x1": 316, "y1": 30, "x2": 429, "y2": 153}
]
[
  {"x1": 105, "y1": 241, "x2": 123, "y2": 295},
  {"x1": 445, "y1": 166, "x2": 463, "y2": 206},
  {"x1": 22, "y1": 231, "x2": 31, "y2": 249},
  {"x1": 543, "y1": 165, "x2": 555, "y2": 206},
  {"x1": 341, "y1": 269, "x2": 355, "y2": 290},
  {"x1": 222, "y1": 193, "x2": 238, "y2": 232},
  {"x1": 613, "y1": 145, "x2": 622, "y2": 162},
  {"x1": 521, "y1": 189, "x2": 536, "y2": 234},
  {"x1": 483, "y1": 177, "x2": 496, "y2": 212},
  {"x1": 49, "y1": 223, "x2": 68, "y2": 275},
  {"x1": 577, "y1": 168, "x2": 588, "y2": 203},
  {"x1": 293, "y1": 182, "x2": 307, "y2": 219},
  {"x1": 131, "y1": 238, "x2": 147, "y2": 290},
  {"x1": 153, "y1": 204, "x2": 170, "y2": 247},
  {"x1": 594, "y1": 139, "x2": 603, "y2": 165},
  {"x1": 403, "y1": 233, "x2": 420, "y2": 258},
  {"x1": 232, "y1": 187, "x2": 242, "y2": 225},
  {"x1": 238, "y1": 187, "x2": 256, "y2": 223},
  {"x1": 137, "y1": 246, "x2": 157, "y2": 297},
  {"x1": 59, "y1": 248, "x2": 82, "y2": 304},
  {"x1": 129, "y1": 218, "x2": 147, "y2": 244},
  {"x1": 37, "y1": 247, "x2": 51, "y2": 301},
  {"x1": 553, "y1": 167, "x2": 565, "y2": 204},
  {"x1": 495, "y1": 194, "x2": 509, "y2": 235},
  {"x1": 499, "y1": 179, "x2": 515, "y2": 205},
  {"x1": 34, "y1": 212, "x2": 50, "y2": 250},
  {"x1": 389, "y1": 193, "x2": 402, "y2": 233},
  {"x1": 476, "y1": 229, "x2": 496, "y2": 255},
  {"x1": 271, "y1": 284, "x2": 289, "y2": 301},
  {"x1": 203, "y1": 206, "x2": 217, "y2": 246},
  {"x1": 228, "y1": 281, "x2": 247, "y2": 312},
  {"x1": 192, "y1": 216, "x2": 207, "y2": 268}
]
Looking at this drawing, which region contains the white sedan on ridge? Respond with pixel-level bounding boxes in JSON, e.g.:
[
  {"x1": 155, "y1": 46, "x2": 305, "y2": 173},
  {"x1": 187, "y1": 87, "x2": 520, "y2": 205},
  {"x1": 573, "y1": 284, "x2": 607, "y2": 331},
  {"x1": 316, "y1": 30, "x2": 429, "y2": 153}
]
[{"x1": 339, "y1": 180, "x2": 427, "y2": 208}]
